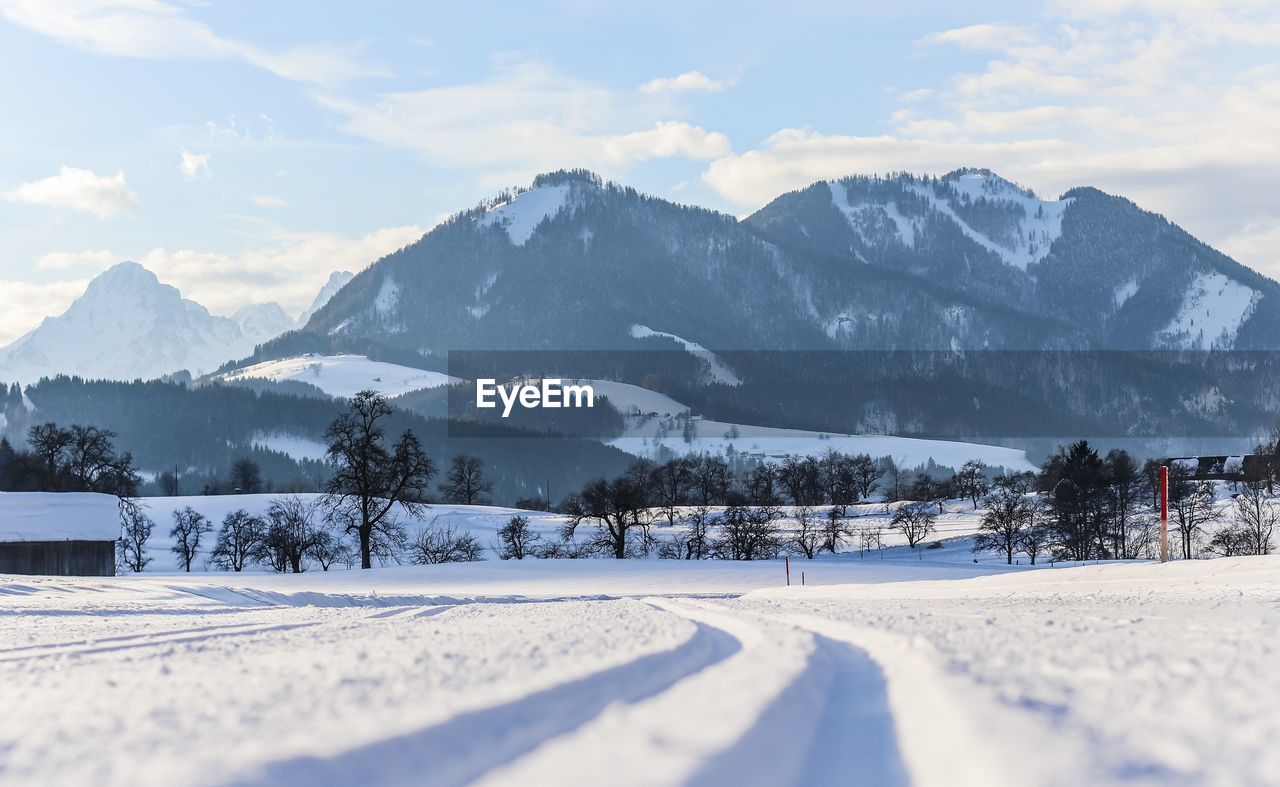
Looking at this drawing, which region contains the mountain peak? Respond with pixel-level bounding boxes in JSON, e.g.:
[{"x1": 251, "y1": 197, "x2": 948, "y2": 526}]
[
  {"x1": 941, "y1": 168, "x2": 1039, "y2": 201},
  {"x1": 531, "y1": 169, "x2": 603, "y2": 189},
  {"x1": 86, "y1": 260, "x2": 163, "y2": 291}
]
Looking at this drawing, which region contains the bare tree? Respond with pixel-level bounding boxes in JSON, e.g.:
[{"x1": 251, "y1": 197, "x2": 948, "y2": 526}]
[
  {"x1": 259, "y1": 495, "x2": 321, "y2": 573},
  {"x1": 790, "y1": 506, "x2": 822, "y2": 559},
  {"x1": 170, "y1": 506, "x2": 211, "y2": 572},
  {"x1": 117, "y1": 505, "x2": 154, "y2": 573},
  {"x1": 681, "y1": 505, "x2": 714, "y2": 559},
  {"x1": 850, "y1": 453, "x2": 883, "y2": 500},
  {"x1": 891, "y1": 501, "x2": 936, "y2": 548},
  {"x1": 974, "y1": 481, "x2": 1034, "y2": 564},
  {"x1": 211, "y1": 509, "x2": 267, "y2": 572},
  {"x1": 820, "y1": 506, "x2": 852, "y2": 554},
  {"x1": 1018, "y1": 521, "x2": 1050, "y2": 565},
  {"x1": 409, "y1": 519, "x2": 485, "y2": 564},
  {"x1": 714, "y1": 505, "x2": 781, "y2": 560},
  {"x1": 857, "y1": 523, "x2": 883, "y2": 557},
  {"x1": 954, "y1": 460, "x2": 990, "y2": 509},
  {"x1": 651, "y1": 458, "x2": 693, "y2": 527},
  {"x1": 323, "y1": 390, "x2": 436, "y2": 569},
  {"x1": 439, "y1": 455, "x2": 494, "y2": 505},
  {"x1": 563, "y1": 467, "x2": 652, "y2": 558},
  {"x1": 497, "y1": 515, "x2": 540, "y2": 560},
  {"x1": 1168, "y1": 466, "x2": 1219, "y2": 560},
  {"x1": 1224, "y1": 482, "x2": 1277, "y2": 556},
  {"x1": 307, "y1": 525, "x2": 351, "y2": 571}
]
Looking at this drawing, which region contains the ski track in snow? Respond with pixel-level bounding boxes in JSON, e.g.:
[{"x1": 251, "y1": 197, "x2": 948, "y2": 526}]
[{"x1": 3, "y1": 556, "x2": 1278, "y2": 786}]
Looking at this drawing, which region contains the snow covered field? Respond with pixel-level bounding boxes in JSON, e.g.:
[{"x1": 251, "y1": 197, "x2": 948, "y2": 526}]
[{"x1": 3, "y1": 548, "x2": 1277, "y2": 786}]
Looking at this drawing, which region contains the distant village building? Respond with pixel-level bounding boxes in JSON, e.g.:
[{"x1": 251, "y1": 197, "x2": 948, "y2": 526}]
[
  {"x1": 0, "y1": 492, "x2": 119, "y2": 576},
  {"x1": 1164, "y1": 454, "x2": 1267, "y2": 483}
]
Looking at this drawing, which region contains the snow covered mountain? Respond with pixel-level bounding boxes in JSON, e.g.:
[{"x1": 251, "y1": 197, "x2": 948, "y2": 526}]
[
  {"x1": 0, "y1": 262, "x2": 312, "y2": 383},
  {"x1": 276, "y1": 168, "x2": 1280, "y2": 358},
  {"x1": 233, "y1": 169, "x2": 1280, "y2": 449},
  {"x1": 748, "y1": 168, "x2": 1280, "y2": 350}
]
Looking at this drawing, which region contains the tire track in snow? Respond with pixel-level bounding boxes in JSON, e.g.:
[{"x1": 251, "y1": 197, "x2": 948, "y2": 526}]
[
  {"x1": 759, "y1": 611, "x2": 1084, "y2": 787},
  {"x1": 220, "y1": 608, "x2": 740, "y2": 787},
  {"x1": 0, "y1": 620, "x2": 328, "y2": 664},
  {"x1": 471, "y1": 599, "x2": 908, "y2": 787}
]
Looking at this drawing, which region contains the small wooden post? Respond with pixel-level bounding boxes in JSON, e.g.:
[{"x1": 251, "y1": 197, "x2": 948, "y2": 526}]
[
  {"x1": 801, "y1": 571, "x2": 805, "y2": 586},
  {"x1": 785, "y1": 555, "x2": 790, "y2": 586},
  {"x1": 1160, "y1": 464, "x2": 1169, "y2": 563}
]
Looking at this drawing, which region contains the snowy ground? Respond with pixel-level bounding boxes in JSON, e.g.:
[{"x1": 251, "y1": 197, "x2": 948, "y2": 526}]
[{"x1": 3, "y1": 549, "x2": 1277, "y2": 786}]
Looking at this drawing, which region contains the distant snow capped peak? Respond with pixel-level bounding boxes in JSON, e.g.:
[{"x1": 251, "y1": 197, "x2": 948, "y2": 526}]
[
  {"x1": 233, "y1": 302, "x2": 296, "y2": 345},
  {"x1": 298, "y1": 270, "x2": 355, "y2": 325},
  {"x1": 0, "y1": 262, "x2": 301, "y2": 383}
]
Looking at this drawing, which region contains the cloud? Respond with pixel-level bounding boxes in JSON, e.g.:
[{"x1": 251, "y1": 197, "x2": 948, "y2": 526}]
[
  {"x1": 35, "y1": 250, "x2": 118, "y2": 271},
  {"x1": 0, "y1": 278, "x2": 92, "y2": 345},
  {"x1": 0, "y1": 0, "x2": 386, "y2": 87},
  {"x1": 640, "y1": 70, "x2": 731, "y2": 94},
  {"x1": 135, "y1": 224, "x2": 425, "y2": 318},
  {"x1": 4, "y1": 166, "x2": 138, "y2": 217},
  {"x1": 248, "y1": 194, "x2": 287, "y2": 209},
  {"x1": 921, "y1": 23, "x2": 1038, "y2": 50},
  {"x1": 316, "y1": 59, "x2": 735, "y2": 181},
  {"x1": 179, "y1": 148, "x2": 211, "y2": 180}
]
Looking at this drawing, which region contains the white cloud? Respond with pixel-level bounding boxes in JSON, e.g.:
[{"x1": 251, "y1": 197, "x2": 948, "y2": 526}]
[
  {"x1": 0, "y1": 0, "x2": 386, "y2": 87},
  {"x1": 178, "y1": 148, "x2": 211, "y2": 180},
  {"x1": 0, "y1": 278, "x2": 91, "y2": 345},
  {"x1": 135, "y1": 225, "x2": 424, "y2": 318},
  {"x1": 603, "y1": 122, "x2": 731, "y2": 162},
  {"x1": 4, "y1": 166, "x2": 138, "y2": 217},
  {"x1": 317, "y1": 59, "x2": 735, "y2": 180},
  {"x1": 640, "y1": 70, "x2": 731, "y2": 94},
  {"x1": 921, "y1": 23, "x2": 1038, "y2": 50},
  {"x1": 248, "y1": 194, "x2": 287, "y2": 209},
  {"x1": 35, "y1": 250, "x2": 118, "y2": 271}
]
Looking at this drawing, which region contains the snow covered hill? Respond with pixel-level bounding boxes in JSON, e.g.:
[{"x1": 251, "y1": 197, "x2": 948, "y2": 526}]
[
  {"x1": 0, "y1": 263, "x2": 360, "y2": 384},
  {"x1": 588, "y1": 379, "x2": 1034, "y2": 471},
  {"x1": 218, "y1": 353, "x2": 457, "y2": 399}
]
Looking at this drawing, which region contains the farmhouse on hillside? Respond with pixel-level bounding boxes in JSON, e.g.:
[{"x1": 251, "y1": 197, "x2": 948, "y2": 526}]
[{"x1": 0, "y1": 492, "x2": 119, "y2": 576}]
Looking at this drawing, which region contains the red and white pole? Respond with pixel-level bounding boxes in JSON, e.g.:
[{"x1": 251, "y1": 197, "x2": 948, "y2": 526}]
[{"x1": 1160, "y1": 464, "x2": 1169, "y2": 564}]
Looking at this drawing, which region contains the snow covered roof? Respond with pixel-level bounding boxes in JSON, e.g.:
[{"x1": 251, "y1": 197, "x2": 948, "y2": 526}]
[{"x1": 0, "y1": 492, "x2": 120, "y2": 542}]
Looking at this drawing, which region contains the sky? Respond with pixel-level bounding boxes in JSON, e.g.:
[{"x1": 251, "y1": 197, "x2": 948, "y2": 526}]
[{"x1": 1, "y1": 0, "x2": 1279, "y2": 345}]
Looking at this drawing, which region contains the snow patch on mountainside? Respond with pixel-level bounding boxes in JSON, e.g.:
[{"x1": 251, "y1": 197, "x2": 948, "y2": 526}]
[
  {"x1": 219, "y1": 354, "x2": 457, "y2": 399},
  {"x1": 1159, "y1": 271, "x2": 1260, "y2": 349},
  {"x1": 910, "y1": 173, "x2": 1068, "y2": 270},
  {"x1": 629, "y1": 324, "x2": 740, "y2": 385},
  {"x1": 1113, "y1": 279, "x2": 1139, "y2": 310},
  {"x1": 937, "y1": 170, "x2": 1068, "y2": 269},
  {"x1": 480, "y1": 184, "x2": 571, "y2": 246},
  {"x1": 829, "y1": 182, "x2": 916, "y2": 248}
]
